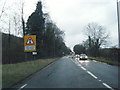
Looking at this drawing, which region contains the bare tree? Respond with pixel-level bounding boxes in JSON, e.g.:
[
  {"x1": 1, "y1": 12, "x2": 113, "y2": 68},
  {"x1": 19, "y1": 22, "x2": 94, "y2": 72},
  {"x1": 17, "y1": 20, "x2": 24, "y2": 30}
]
[
  {"x1": 8, "y1": 17, "x2": 11, "y2": 63},
  {"x1": 84, "y1": 22, "x2": 109, "y2": 56},
  {"x1": 20, "y1": 0, "x2": 25, "y2": 36},
  {"x1": 0, "y1": 0, "x2": 7, "y2": 21},
  {"x1": 85, "y1": 22, "x2": 109, "y2": 48},
  {"x1": 11, "y1": 0, "x2": 25, "y2": 36}
]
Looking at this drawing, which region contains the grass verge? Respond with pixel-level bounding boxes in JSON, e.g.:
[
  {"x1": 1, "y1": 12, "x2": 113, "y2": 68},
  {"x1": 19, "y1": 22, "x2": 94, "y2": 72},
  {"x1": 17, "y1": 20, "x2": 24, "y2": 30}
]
[
  {"x1": 89, "y1": 57, "x2": 120, "y2": 66},
  {"x1": 2, "y1": 58, "x2": 58, "y2": 88}
]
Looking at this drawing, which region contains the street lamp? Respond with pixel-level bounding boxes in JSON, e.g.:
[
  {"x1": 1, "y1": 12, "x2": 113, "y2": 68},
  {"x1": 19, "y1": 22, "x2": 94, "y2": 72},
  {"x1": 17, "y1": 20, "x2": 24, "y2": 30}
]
[{"x1": 116, "y1": 0, "x2": 120, "y2": 48}]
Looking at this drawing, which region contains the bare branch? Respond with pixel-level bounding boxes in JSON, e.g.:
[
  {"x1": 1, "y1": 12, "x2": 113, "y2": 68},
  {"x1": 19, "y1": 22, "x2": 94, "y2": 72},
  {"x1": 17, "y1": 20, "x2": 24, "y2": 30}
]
[
  {"x1": 84, "y1": 22, "x2": 109, "y2": 48},
  {"x1": 0, "y1": 0, "x2": 7, "y2": 20}
]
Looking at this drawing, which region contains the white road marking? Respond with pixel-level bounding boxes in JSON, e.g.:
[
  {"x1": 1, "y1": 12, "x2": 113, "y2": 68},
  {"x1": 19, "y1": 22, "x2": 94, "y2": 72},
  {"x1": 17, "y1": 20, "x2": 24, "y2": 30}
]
[
  {"x1": 102, "y1": 83, "x2": 114, "y2": 90},
  {"x1": 77, "y1": 64, "x2": 82, "y2": 67},
  {"x1": 87, "y1": 71, "x2": 98, "y2": 79},
  {"x1": 18, "y1": 84, "x2": 27, "y2": 90},
  {"x1": 71, "y1": 58, "x2": 114, "y2": 89},
  {"x1": 81, "y1": 66, "x2": 87, "y2": 71}
]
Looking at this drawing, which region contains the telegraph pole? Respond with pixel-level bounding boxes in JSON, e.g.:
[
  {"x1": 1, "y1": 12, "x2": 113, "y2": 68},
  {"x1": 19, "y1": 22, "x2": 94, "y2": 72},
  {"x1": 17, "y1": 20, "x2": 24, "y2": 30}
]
[{"x1": 117, "y1": 0, "x2": 120, "y2": 48}]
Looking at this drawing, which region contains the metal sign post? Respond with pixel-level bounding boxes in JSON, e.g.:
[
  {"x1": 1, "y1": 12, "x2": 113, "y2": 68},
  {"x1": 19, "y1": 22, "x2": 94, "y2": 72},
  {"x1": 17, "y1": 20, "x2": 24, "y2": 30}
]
[
  {"x1": 32, "y1": 52, "x2": 37, "y2": 60},
  {"x1": 117, "y1": 0, "x2": 120, "y2": 48}
]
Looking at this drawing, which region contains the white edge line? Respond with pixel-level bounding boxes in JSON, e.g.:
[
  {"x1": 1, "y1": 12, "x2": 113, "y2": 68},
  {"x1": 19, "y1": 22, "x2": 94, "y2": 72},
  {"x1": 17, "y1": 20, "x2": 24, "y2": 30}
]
[
  {"x1": 87, "y1": 71, "x2": 98, "y2": 79},
  {"x1": 93, "y1": 60, "x2": 97, "y2": 62},
  {"x1": 102, "y1": 83, "x2": 114, "y2": 90},
  {"x1": 18, "y1": 84, "x2": 27, "y2": 90},
  {"x1": 93, "y1": 60, "x2": 107, "y2": 65}
]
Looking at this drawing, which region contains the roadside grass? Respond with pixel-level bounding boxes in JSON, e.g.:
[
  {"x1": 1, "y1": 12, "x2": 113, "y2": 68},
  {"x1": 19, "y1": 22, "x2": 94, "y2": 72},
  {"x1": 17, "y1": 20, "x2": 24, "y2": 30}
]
[
  {"x1": 2, "y1": 58, "x2": 58, "y2": 88},
  {"x1": 89, "y1": 57, "x2": 120, "y2": 66}
]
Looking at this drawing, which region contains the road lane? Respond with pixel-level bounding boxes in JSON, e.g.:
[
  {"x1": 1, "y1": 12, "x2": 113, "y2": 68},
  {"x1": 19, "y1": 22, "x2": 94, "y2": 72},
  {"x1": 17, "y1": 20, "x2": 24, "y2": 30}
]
[
  {"x1": 13, "y1": 57, "x2": 108, "y2": 88},
  {"x1": 73, "y1": 58, "x2": 119, "y2": 89}
]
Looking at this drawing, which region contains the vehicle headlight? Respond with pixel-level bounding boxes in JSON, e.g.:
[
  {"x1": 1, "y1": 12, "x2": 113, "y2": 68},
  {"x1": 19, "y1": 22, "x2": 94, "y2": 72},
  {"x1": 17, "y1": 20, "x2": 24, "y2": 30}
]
[
  {"x1": 85, "y1": 56, "x2": 88, "y2": 58},
  {"x1": 80, "y1": 56, "x2": 82, "y2": 58}
]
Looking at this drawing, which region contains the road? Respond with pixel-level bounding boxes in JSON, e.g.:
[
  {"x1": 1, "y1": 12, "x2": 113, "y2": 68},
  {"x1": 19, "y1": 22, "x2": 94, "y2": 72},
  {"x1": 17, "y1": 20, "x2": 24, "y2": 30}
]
[{"x1": 13, "y1": 56, "x2": 119, "y2": 89}]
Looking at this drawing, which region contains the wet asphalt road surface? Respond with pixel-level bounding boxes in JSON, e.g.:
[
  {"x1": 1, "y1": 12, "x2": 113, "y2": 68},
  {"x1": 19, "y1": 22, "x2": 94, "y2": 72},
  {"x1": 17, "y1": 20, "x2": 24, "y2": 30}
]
[{"x1": 13, "y1": 56, "x2": 119, "y2": 89}]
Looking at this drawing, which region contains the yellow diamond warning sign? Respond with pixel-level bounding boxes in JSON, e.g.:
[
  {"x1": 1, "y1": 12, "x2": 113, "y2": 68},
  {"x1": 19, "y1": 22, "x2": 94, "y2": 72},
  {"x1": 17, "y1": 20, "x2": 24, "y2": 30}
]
[{"x1": 24, "y1": 35, "x2": 36, "y2": 52}]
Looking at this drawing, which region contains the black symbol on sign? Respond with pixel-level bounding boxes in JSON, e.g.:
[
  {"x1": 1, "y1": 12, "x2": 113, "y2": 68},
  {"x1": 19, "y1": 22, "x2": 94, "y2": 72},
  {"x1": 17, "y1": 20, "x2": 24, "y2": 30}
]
[{"x1": 26, "y1": 37, "x2": 34, "y2": 45}]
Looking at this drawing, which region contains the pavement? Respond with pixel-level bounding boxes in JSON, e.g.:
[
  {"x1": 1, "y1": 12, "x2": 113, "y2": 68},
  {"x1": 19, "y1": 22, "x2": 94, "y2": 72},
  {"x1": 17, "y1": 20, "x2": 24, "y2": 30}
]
[{"x1": 13, "y1": 56, "x2": 119, "y2": 89}]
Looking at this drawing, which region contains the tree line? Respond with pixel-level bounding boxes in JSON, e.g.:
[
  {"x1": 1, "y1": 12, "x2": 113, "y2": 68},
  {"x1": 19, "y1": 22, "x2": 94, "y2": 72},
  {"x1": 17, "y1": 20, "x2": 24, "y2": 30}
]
[
  {"x1": 2, "y1": 1, "x2": 71, "y2": 64},
  {"x1": 73, "y1": 23, "x2": 120, "y2": 62},
  {"x1": 25, "y1": 1, "x2": 71, "y2": 58}
]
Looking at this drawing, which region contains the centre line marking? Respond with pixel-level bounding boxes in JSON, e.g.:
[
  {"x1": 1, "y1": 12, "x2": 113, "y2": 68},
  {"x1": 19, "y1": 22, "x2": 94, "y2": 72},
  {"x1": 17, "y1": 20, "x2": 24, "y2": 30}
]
[
  {"x1": 77, "y1": 64, "x2": 82, "y2": 67},
  {"x1": 70, "y1": 58, "x2": 114, "y2": 89},
  {"x1": 87, "y1": 71, "x2": 98, "y2": 79},
  {"x1": 81, "y1": 66, "x2": 87, "y2": 71},
  {"x1": 18, "y1": 84, "x2": 27, "y2": 90},
  {"x1": 98, "y1": 80, "x2": 102, "y2": 82},
  {"x1": 102, "y1": 83, "x2": 114, "y2": 90}
]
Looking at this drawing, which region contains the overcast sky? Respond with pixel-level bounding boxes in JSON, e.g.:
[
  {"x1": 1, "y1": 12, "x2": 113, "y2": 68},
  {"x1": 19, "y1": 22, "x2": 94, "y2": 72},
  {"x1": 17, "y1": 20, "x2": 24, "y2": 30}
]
[
  {"x1": 0, "y1": 0, "x2": 119, "y2": 49},
  {"x1": 43, "y1": 0, "x2": 119, "y2": 49}
]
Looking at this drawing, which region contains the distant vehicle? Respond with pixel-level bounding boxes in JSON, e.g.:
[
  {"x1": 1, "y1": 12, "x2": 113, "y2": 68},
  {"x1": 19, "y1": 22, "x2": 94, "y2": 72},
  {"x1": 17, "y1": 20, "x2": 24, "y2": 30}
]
[
  {"x1": 79, "y1": 54, "x2": 88, "y2": 60},
  {"x1": 75, "y1": 54, "x2": 80, "y2": 58}
]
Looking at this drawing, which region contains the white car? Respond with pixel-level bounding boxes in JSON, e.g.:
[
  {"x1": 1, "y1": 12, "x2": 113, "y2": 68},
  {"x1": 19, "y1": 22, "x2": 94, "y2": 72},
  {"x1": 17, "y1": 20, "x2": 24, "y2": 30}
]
[{"x1": 79, "y1": 54, "x2": 88, "y2": 60}]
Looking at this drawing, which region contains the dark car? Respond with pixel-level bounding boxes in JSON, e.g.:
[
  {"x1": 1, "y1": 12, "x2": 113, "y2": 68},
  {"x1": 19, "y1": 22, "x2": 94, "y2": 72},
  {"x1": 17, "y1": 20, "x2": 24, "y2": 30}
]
[{"x1": 79, "y1": 54, "x2": 88, "y2": 60}]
